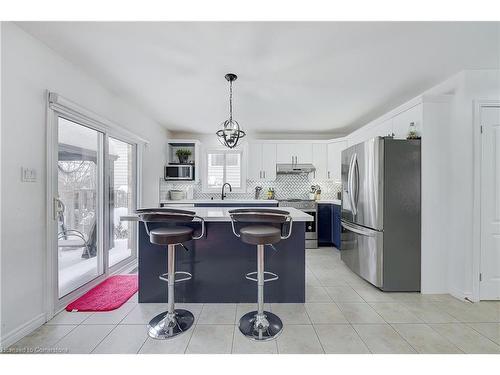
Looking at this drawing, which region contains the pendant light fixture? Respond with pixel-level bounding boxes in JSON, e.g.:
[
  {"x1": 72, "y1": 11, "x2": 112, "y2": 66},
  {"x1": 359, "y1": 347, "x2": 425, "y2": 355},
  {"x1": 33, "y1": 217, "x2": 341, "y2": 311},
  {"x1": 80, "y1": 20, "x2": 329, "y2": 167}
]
[{"x1": 216, "y1": 73, "x2": 246, "y2": 148}]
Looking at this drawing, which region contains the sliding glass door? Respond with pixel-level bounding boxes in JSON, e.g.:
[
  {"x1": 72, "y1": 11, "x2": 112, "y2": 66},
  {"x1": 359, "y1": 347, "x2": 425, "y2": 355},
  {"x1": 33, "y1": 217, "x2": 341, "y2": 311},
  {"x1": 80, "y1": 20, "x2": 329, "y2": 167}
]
[
  {"x1": 57, "y1": 117, "x2": 104, "y2": 298},
  {"x1": 108, "y1": 137, "x2": 137, "y2": 269},
  {"x1": 54, "y1": 117, "x2": 138, "y2": 300}
]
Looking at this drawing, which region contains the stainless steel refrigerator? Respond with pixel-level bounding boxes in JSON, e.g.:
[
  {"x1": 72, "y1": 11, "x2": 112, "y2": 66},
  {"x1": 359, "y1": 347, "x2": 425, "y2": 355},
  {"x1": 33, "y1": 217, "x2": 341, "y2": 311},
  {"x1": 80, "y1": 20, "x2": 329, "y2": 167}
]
[{"x1": 341, "y1": 137, "x2": 421, "y2": 291}]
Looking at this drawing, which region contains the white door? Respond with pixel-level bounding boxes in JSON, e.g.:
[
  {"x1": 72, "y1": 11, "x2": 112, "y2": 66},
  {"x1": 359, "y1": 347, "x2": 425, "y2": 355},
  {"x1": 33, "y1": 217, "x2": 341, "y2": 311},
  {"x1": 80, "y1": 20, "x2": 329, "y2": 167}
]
[
  {"x1": 313, "y1": 143, "x2": 328, "y2": 179},
  {"x1": 480, "y1": 106, "x2": 500, "y2": 300},
  {"x1": 262, "y1": 143, "x2": 277, "y2": 180},
  {"x1": 248, "y1": 143, "x2": 263, "y2": 180}
]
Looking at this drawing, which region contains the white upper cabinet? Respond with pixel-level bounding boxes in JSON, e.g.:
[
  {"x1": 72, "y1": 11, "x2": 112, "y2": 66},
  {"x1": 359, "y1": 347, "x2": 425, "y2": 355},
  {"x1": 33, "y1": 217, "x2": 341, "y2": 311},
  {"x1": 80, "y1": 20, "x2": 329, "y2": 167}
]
[
  {"x1": 327, "y1": 140, "x2": 347, "y2": 182},
  {"x1": 247, "y1": 143, "x2": 263, "y2": 180},
  {"x1": 262, "y1": 143, "x2": 277, "y2": 180},
  {"x1": 392, "y1": 104, "x2": 423, "y2": 139},
  {"x1": 276, "y1": 143, "x2": 313, "y2": 164},
  {"x1": 248, "y1": 142, "x2": 276, "y2": 180},
  {"x1": 312, "y1": 143, "x2": 328, "y2": 179}
]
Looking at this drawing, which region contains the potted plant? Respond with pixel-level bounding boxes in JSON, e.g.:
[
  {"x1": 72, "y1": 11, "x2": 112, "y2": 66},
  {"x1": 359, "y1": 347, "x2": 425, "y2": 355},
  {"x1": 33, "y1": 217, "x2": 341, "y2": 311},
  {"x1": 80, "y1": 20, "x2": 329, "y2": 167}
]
[{"x1": 175, "y1": 149, "x2": 192, "y2": 164}]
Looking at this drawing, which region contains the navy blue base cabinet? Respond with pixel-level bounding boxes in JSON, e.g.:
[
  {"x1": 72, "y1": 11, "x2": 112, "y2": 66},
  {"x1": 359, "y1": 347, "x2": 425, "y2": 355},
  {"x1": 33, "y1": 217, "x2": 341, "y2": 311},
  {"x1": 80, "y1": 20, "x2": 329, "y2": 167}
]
[
  {"x1": 318, "y1": 204, "x2": 333, "y2": 246},
  {"x1": 318, "y1": 203, "x2": 341, "y2": 249},
  {"x1": 332, "y1": 204, "x2": 341, "y2": 249}
]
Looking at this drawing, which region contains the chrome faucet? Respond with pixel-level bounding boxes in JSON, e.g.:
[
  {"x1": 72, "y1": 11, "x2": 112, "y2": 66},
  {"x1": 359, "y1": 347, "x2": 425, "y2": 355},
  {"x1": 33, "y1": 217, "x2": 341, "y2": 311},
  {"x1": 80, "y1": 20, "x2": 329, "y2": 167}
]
[{"x1": 221, "y1": 183, "x2": 232, "y2": 200}]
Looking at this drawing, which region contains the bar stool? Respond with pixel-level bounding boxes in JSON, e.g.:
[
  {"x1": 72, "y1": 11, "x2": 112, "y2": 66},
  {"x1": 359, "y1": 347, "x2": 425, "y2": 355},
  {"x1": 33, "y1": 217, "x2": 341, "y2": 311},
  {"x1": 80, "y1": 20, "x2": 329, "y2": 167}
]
[
  {"x1": 136, "y1": 208, "x2": 205, "y2": 339},
  {"x1": 229, "y1": 208, "x2": 293, "y2": 341}
]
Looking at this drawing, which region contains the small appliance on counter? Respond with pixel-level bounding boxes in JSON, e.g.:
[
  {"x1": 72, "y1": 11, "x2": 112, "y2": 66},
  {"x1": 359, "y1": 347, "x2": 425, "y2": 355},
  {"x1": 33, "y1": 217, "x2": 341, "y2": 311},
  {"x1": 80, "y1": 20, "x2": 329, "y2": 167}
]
[
  {"x1": 169, "y1": 189, "x2": 186, "y2": 200},
  {"x1": 254, "y1": 186, "x2": 262, "y2": 200},
  {"x1": 309, "y1": 185, "x2": 321, "y2": 200},
  {"x1": 266, "y1": 188, "x2": 275, "y2": 200}
]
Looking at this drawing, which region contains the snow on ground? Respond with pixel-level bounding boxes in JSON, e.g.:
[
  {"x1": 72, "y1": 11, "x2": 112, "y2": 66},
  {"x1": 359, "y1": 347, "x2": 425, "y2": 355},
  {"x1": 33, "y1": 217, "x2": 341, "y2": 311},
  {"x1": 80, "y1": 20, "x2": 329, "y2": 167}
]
[{"x1": 58, "y1": 239, "x2": 132, "y2": 297}]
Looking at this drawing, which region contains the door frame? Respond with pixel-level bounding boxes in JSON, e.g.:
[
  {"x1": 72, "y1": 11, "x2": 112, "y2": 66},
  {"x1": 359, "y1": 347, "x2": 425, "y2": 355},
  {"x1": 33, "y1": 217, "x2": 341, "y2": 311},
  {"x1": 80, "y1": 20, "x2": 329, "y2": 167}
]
[
  {"x1": 45, "y1": 92, "x2": 146, "y2": 318},
  {"x1": 472, "y1": 100, "x2": 500, "y2": 302}
]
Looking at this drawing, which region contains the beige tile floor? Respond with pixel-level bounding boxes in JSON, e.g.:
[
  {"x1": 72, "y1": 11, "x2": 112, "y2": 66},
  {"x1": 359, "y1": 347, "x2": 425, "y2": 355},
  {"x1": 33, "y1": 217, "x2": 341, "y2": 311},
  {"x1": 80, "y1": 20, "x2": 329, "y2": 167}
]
[{"x1": 7, "y1": 247, "x2": 500, "y2": 354}]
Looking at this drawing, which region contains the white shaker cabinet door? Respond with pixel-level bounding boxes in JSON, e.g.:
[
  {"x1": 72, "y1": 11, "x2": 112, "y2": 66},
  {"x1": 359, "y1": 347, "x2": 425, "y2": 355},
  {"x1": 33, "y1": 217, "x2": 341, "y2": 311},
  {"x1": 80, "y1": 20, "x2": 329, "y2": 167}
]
[
  {"x1": 295, "y1": 143, "x2": 313, "y2": 163},
  {"x1": 262, "y1": 143, "x2": 277, "y2": 180},
  {"x1": 312, "y1": 143, "x2": 328, "y2": 179},
  {"x1": 248, "y1": 142, "x2": 263, "y2": 180},
  {"x1": 276, "y1": 143, "x2": 296, "y2": 164},
  {"x1": 327, "y1": 140, "x2": 347, "y2": 182},
  {"x1": 276, "y1": 143, "x2": 313, "y2": 164}
]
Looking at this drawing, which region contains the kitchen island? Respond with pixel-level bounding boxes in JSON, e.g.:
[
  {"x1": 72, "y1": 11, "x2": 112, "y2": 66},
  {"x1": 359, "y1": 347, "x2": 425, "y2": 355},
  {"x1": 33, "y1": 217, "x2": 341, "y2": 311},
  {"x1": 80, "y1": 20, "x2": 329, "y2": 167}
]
[{"x1": 123, "y1": 207, "x2": 312, "y2": 303}]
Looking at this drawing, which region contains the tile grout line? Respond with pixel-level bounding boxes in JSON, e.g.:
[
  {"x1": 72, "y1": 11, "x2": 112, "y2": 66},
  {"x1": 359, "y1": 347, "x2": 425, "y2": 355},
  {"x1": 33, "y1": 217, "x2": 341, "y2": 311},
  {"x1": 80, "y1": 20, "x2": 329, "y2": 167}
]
[
  {"x1": 465, "y1": 322, "x2": 500, "y2": 348},
  {"x1": 388, "y1": 322, "x2": 464, "y2": 354},
  {"x1": 349, "y1": 324, "x2": 373, "y2": 354},
  {"x1": 230, "y1": 304, "x2": 238, "y2": 354},
  {"x1": 331, "y1": 295, "x2": 372, "y2": 353},
  {"x1": 89, "y1": 324, "x2": 120, "y2": 353},
  {"x1": 135, "y1": 332, "x2": 150, "y2": 354},
  {"x1": 303, "y1": 304, "x2": 325, "y2": 354},
  {"x1": 183, "y1": 303, "x2": 203, "y2": 353},
  {"x1": 42, "y1": 323, "x2": 80, "y2": 349}
]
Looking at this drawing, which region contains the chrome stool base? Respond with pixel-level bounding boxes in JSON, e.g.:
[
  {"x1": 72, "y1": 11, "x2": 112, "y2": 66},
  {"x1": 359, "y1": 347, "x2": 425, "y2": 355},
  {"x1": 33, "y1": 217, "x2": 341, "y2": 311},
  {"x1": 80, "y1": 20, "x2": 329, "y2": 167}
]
[
  {"x1": 148, "y1": 309, "x2": 194, "y2": 339},
  {"x1": 238, "y1": 311, "x2": 283, "y2": 341}
]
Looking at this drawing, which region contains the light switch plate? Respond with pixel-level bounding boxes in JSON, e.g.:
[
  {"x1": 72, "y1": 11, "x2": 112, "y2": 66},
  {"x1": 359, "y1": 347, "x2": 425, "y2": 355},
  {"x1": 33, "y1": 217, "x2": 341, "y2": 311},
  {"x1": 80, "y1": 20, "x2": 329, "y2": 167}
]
[{"x1": 21, "y1": 167, "x2": 37, "y2": 182}]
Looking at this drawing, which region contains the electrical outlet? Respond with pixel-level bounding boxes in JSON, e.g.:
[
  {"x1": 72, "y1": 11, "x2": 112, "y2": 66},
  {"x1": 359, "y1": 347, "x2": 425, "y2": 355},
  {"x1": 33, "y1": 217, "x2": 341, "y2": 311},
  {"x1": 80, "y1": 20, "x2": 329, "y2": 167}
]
[{"x1": 21, "y1": 167, "x2": 37, "y2": 182}]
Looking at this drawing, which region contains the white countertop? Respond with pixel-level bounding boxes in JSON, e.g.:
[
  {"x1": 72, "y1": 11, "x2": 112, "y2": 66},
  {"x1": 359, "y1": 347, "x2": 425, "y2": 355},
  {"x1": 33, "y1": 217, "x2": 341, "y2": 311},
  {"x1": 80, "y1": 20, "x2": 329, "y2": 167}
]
[
  {"x1": 121, "y1": 206, "x2": 313, "y2": 222},
  {"x1": 316, "y1": 199, "x2": 341, "y2": 205},
  {"x1": 160, "y1": 199, "x2": 278, "y2": 204}
]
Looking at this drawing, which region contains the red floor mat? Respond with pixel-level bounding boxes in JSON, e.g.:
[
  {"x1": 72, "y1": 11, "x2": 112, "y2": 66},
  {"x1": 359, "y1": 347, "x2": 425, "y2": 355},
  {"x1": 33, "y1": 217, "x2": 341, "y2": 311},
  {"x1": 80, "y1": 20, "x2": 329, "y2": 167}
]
[{"x1": 66, "y1": 275, "x2": 138, "y2": 312}]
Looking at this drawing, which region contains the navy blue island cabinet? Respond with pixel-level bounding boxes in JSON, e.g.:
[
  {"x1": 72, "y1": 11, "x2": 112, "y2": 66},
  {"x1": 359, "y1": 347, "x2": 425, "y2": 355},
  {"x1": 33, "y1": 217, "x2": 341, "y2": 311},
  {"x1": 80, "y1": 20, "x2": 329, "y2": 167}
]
[{"x1": 318, "y1": 203, "x2": 341, "y2": 248}]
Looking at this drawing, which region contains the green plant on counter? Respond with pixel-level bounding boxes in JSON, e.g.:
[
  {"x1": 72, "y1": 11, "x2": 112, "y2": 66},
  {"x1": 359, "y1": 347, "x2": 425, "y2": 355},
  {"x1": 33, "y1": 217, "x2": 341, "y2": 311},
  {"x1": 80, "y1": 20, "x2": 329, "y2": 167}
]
[{"x1": 175, "y1": 149, "x2": 192, "y2": 163}]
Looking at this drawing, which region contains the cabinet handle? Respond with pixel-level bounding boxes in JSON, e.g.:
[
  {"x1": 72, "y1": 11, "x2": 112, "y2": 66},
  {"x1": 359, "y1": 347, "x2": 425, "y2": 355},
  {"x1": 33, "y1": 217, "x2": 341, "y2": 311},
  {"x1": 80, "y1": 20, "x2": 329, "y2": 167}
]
[
  {"x1": 264, "y1": 171, "x2": 266, "y2": 178},
  {"x1": 328, "y1": 171, "x2": 330, "y2": 179}
]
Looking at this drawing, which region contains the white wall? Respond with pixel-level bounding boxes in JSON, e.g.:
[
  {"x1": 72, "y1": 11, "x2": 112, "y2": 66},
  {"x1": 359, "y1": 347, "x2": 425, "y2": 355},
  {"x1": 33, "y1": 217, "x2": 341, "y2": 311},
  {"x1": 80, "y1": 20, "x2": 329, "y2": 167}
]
[
  {"x1": 425, "y1": 70, "x2": 500, "y2": 299},
  {"x1": 0, "y1": 22, "x2": 168, "y2": 346}
]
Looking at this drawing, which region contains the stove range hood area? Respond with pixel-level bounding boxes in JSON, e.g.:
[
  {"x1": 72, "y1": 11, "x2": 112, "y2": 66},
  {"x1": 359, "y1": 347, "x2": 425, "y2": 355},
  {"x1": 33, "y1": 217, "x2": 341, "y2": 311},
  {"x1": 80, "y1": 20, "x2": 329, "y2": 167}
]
[{"x1": 276, "y1": 163, "x2": 316, "y2": 174}]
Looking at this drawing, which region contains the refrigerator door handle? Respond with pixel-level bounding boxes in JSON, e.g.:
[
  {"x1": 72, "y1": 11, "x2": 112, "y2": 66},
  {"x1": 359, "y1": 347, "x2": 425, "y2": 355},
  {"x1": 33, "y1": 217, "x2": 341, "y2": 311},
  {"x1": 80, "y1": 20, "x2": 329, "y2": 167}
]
[
  {"x1": 352, "y1": 153, "x2": 359, "y2": 215},
  {"x1": 341, "y1": 220, "x2": 377, "y2": 237},
  {"x1": 348, "y1": 153, "x2": 357, "y2": 216}
]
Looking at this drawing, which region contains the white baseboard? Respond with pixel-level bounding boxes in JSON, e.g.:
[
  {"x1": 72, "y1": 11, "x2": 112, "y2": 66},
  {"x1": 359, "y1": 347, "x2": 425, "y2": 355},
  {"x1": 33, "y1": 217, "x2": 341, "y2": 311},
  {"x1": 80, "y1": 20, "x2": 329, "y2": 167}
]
[
  {"x1": 0, "y1": 312, "x2": 46, "y2": 350},
  {"x1": 450, "y1": 286, "x2": 476, "y2": 302}
]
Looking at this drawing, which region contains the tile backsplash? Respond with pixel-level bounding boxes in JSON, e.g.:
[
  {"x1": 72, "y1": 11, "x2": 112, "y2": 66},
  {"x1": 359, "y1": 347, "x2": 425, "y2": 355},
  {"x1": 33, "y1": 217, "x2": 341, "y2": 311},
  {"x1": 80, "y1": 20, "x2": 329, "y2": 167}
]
[{"x1": 160, "y1": 174, "x2": 342, "y2": 202}]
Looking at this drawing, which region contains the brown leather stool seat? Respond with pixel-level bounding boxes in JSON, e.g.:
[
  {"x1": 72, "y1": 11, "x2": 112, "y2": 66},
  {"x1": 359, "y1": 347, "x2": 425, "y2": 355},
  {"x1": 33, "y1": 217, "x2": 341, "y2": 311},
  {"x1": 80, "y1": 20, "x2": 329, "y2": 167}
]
[
  {"x1": 149, "y1": 226, "x2": 194, "y2": 245},
  {"x1": 240, "y1": 225, "x2": 281, "y2": 245}
]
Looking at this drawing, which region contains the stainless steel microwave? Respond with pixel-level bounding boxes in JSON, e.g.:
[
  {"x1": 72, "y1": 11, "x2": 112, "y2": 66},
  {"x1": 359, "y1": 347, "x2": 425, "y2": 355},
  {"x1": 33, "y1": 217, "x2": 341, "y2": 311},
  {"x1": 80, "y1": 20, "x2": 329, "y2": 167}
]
[{"x1": 164, "y1": 164, "x2": 194, "y2": 180}]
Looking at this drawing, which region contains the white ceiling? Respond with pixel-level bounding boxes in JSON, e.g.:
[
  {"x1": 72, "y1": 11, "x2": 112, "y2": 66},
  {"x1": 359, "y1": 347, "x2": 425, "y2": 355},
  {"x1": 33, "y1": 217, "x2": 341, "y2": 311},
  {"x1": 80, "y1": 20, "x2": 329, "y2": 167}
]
[{"x1": 18, "y1": 22, "x2": 499, "y2": 136}]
